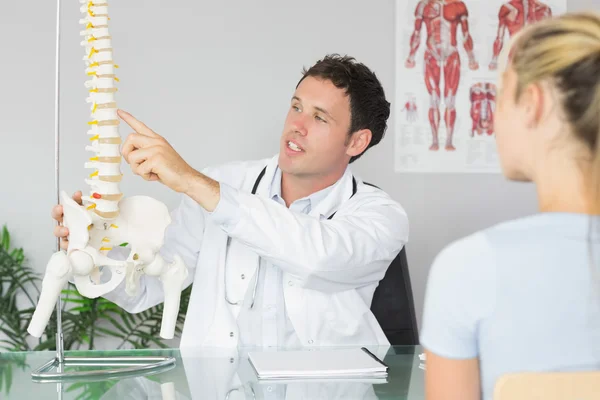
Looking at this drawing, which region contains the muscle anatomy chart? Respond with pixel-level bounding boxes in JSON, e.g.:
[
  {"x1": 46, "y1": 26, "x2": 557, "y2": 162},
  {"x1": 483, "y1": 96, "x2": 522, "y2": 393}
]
[
  {"x1": 470, "y1": 83, "x2": 496, "y2": 137},
  {"x1": 401, "y1": 94, "x2": 418, "y2": 123},
  {"x1": 489, "y1": 1, "x2": 552, "y2": 70},
  {"x1": 394, "y1": 0, "x2": 565, "y2": 173},
  {"x1": 404, "y1": 0, "x2": 479, "y2": 152}
]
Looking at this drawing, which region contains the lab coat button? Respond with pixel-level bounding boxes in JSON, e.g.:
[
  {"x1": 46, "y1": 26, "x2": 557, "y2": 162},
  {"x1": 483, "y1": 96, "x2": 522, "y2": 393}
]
[
  {"x1": 229, "y1": 332, "x2": 234, "y2": 337},
  {"x1": 288, "y1": 281, "x2": 293, "y2": 286},
  {"x1": 241, "y1": 274, "x2": 245, "y2": 279},
  {"x1": 308, "y1": 339, "x2": 313, "y2": 344}
]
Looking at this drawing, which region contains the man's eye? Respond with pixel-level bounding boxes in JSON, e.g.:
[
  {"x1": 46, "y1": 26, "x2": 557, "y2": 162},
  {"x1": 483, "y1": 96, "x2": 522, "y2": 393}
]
[{"x1": 315, "y1": 115, "x2": 327, "y2": 123}]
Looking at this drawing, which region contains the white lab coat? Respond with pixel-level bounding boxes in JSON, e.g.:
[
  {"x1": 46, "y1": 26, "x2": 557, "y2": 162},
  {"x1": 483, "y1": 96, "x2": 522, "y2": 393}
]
[{"x1": 104, "y1": 154, "x2": 409, "y2": 351}]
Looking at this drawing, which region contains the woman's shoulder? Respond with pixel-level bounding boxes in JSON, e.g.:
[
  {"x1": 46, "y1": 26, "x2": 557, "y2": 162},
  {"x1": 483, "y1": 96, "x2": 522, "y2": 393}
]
[
  {"x1": 431, "y1": 212, "x2": 590, "y2": 279},
  {"x1": 429, "y1": 215, "x2": 540, "y2": 278}
]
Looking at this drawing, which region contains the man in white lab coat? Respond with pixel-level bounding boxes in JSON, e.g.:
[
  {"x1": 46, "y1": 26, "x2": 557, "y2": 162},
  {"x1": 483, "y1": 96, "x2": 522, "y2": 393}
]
[{"x1": 52, "y1": 54, "x2": 409, "y2": 352}]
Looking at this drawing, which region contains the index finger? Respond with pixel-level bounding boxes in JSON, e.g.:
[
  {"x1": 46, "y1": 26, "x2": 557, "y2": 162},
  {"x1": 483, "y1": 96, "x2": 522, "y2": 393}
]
[{"x1": 117, "y1": 109, "x2": 160, "y2": 138}]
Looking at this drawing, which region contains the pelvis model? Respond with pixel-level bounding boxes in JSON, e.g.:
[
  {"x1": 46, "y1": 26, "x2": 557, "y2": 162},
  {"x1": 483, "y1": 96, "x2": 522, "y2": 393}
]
[{"x1": 27, "y1": 0, "x2": 188, "y2": 340}]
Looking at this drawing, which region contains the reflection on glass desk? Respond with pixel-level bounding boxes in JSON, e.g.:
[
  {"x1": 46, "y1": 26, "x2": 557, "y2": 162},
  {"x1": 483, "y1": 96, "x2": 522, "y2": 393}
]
[{"x1": 0, "y1": 345, "x2": 424, "y2": 399}]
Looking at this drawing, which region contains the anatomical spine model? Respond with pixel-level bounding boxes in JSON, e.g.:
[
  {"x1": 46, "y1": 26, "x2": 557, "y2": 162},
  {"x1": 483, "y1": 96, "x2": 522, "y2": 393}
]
[
  {"x1": 469, "y1": 83, "x2": 496, "y2": 136},
  {"x1": 27, "y1": 0, "x2": 188, "y2": 340},
  {"x1": 405, "y1": 0, "x2": 479, "y2": 152},
  {"x1": 489, "y1": 0, "x2": 552, "y2": 70}
]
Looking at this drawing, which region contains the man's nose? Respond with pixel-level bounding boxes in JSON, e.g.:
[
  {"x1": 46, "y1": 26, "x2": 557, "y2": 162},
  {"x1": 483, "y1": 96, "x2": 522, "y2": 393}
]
[{"x1": 292, "y1": 115, "x2": 309, "y2": 136}]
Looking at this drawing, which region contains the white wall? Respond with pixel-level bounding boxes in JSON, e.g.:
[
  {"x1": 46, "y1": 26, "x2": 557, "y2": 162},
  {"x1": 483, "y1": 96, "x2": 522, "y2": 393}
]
[{"x1": 0, "y1": 0, "x2": 595, "y2": 344}]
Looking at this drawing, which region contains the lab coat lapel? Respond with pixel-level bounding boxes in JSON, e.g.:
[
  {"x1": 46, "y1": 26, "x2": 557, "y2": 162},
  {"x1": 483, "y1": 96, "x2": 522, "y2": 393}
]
[
  {"x1": 253, "y1": 155, "x2": 279, "y2": 198},
  {"x1": 220, "y1": 156, "x2": 274, "y2": 318},
  {"x1": 180, "y1": 221, "x2": 231, "y2": 349}
]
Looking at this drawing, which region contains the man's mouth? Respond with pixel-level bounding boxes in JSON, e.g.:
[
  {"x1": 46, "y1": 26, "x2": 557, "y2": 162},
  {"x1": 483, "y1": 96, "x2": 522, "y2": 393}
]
[{"x1": 287, "y1": 140, "x2": 303, "y2": 152}]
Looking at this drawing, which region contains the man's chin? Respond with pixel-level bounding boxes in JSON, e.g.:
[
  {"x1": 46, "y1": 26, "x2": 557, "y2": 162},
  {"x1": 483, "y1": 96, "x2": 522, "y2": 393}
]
[{"x1": 278, "y1": 157, "x2": 306, "y2": 175}]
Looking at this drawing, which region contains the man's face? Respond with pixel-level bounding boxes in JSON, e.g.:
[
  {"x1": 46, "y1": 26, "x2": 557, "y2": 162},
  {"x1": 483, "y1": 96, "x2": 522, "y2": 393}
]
[{"x1": 278, "y1": 76, "x2": 353, "y2": 178}]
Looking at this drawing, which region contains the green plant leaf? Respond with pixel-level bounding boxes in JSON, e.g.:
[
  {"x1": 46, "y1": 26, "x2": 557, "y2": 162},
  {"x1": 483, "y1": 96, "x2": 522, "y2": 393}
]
[
  {"x1": 104, "y1": 315, "x2": 129, "y2": 334},
  {"x1": 66, "y1": 381, "x2": 86, "y2": 392},
  {"x1": 63, "y1": 298, "x2": 94, "y2": 304},
  {"x1": 1, "y1": 225, "x2": 10, "y2": 251},
  {"x1": 0, "y1": 326, "x2": 26, "y2": 351},
  {"x1": 97, "y1": 303, "x2": 120, "y2": 312},
  {"x1": 95, "y1": 327, "x2": 125, "y2": 339},
  {"x1": 61, "y1": 290, "x2": 82, "y2": 296},
  {"x1": 120, "y1": 312, "x2": 135, "y2": 332},
  {"x1": 33, "y1": 339, "x2": 57, "y2": 351},
  {"x1": 69, "y1": 306, "x2": 93, "y2": 313}
]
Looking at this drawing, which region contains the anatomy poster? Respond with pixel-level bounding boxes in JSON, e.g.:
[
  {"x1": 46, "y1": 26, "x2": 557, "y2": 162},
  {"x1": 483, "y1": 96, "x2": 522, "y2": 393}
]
[{"x1": 394, "y1": 0, "x2": 566, "y2": 173}]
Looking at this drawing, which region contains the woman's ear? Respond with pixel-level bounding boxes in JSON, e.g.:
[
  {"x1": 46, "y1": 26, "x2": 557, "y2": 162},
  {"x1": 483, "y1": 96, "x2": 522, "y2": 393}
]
[{"x1": 521, "y1": 82, "x2": 545, "y2": 130}]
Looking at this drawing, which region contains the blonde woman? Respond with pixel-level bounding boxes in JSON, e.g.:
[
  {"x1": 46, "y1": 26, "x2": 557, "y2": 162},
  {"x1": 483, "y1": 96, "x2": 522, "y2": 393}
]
[{"x1": 420, "y1": 12, "x2": 600, "y2": 400}]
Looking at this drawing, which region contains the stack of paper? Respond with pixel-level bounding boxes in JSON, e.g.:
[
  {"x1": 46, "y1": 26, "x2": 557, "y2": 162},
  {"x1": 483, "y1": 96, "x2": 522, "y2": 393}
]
[
  {"x1": 247, "y1": 347, "x2": 388, "y2": 380},
  {"x1": 419, "y1": 352, "x2": 426, "y2": 370}
]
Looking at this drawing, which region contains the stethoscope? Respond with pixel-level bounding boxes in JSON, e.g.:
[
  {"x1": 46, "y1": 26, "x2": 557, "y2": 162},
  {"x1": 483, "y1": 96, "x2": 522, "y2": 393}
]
[
  {"x1": 224, "y1": 166, "x2": 358, "y2": 309},
  {"x1": 225, "y1": 386, "x2": 256, "y2": 400}
]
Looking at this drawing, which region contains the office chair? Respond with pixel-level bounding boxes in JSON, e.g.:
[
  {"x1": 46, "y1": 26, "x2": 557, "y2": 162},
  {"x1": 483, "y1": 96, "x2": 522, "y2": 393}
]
[
  {"x1": 494, "y1": 371, "x2": 600, "y2": 400},
  {"x1": 370, "y1": 246, "x2": 419, "y2": 345},
  {"x1": 364, "y1": 182, "x2": 419, "y2": 345}
]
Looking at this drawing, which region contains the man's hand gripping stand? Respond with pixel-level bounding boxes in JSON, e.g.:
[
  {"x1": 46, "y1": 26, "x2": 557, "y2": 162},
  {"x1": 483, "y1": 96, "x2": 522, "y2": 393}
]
[{"x1": 27, "y1": 191, "x2": 188, "y2": 340}]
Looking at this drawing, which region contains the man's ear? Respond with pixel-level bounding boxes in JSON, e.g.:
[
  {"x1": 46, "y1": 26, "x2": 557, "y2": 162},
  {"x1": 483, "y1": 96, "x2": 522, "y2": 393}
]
[{"x1": 346, "y1": 129, "x2": 372, "y2": 158}]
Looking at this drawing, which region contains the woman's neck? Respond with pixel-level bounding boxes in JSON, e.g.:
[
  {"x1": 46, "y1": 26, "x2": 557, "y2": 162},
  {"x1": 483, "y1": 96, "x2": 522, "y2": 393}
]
[{"x1": 535, "y1": 156, "x2": 596, "y2": 215}]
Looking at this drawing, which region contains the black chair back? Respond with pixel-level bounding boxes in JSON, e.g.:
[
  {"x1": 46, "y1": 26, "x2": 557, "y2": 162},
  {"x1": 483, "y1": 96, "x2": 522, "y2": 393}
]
[
  {"x1": 354, "y1": 182, "x2": 419, "y2": 344},
  {"x1": 370, "y1": 246, "x2": 419, "y2": 345}
]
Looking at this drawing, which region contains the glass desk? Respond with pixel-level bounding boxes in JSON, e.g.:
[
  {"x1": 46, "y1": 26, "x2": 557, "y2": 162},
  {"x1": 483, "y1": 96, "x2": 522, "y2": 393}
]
[{"x1": 0, "y1": 345, "x2": 424, "y2": 399}]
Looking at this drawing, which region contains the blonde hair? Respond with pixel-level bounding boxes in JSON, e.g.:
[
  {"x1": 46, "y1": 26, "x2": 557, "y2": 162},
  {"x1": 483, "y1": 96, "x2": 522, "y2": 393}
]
[{"x1": 506, "y1": 12, "x2": 600, "y2": 211}]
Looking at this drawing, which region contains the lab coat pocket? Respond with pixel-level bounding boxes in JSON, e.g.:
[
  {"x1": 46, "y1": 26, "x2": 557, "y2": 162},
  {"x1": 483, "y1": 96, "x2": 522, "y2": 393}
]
[
  {"x1": 284, "y1": 280, "x2": 382, "y2": 346},
  {"x1": 326, "y1": 289, "x2": 373, "y2": 339},
  {"x1": 225, "y1": 238, "x2": 260, "y2": 306}
]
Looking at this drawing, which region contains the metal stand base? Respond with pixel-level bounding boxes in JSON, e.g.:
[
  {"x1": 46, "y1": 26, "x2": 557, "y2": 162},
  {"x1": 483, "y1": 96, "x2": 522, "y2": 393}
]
[{"x1": 31, "y1": 355, "x2": 176, "y2": 383}]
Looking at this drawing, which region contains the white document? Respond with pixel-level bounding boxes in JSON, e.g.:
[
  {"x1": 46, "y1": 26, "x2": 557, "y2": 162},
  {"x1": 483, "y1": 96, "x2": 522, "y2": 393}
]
[
  {"x1": 247, "y1": 347, "x2": 389, "y2": 380},
  {"x1": 394, "y1": 0, "x2": 567, "y2": 173}
]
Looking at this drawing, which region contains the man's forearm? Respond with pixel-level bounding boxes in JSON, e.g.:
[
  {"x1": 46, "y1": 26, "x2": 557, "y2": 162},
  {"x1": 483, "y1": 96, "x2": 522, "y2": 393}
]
[{"x1": 183, "y1": 170, "x2": 221, "y2": 212}]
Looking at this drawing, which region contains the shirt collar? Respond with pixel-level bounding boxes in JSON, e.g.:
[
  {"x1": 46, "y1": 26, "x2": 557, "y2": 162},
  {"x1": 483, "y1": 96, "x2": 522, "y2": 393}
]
[{"x1": 269, "y1": 166, "x2": 336, "y2": 211}]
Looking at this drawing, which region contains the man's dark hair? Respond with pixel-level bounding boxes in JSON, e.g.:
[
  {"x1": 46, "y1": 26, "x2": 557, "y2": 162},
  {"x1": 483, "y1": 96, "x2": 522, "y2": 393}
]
[{"x1": 296, "y1": 53, "x2": 391, "y2": 163}]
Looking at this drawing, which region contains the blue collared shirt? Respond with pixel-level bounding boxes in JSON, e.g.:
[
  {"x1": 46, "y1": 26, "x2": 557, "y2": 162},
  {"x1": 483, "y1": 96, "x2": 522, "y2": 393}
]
[{"x1": 268, "y1": 166, "x2": 333, "y2": 216}]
